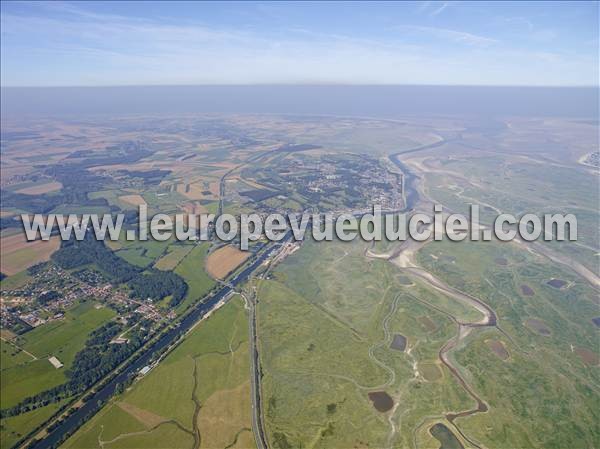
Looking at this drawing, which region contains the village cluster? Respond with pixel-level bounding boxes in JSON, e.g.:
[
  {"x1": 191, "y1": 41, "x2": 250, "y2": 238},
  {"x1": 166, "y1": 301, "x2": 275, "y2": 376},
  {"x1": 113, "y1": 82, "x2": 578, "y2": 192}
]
[{"x1": 0, "y1": 264, "x2": 172, "y2": 336}]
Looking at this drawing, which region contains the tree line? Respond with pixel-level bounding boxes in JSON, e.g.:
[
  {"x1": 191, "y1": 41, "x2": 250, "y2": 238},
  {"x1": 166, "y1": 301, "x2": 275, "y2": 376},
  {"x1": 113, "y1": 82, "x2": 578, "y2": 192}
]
[
  {"x1": 51, "y1": 234, "x2": 187, "y2": 305},
  {"x1": 0, "y1": 318, "x2": 152, "y2": 418}
]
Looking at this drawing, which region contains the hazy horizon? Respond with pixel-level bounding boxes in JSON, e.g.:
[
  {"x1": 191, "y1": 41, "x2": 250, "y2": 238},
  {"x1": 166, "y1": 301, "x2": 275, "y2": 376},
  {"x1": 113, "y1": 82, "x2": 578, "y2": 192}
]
[
  {"x1": 2, "y1": 85, "x2": 598, "y2": 119},
  {"x1": 1, "y1": 3, "x2": 599, "y2": 449}
]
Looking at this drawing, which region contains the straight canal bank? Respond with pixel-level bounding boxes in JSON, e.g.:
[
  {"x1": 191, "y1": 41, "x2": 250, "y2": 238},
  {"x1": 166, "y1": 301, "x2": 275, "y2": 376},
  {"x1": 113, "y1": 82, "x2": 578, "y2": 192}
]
[{"x1": 30, "y1": 239, "x2": 288, "y2": 449}]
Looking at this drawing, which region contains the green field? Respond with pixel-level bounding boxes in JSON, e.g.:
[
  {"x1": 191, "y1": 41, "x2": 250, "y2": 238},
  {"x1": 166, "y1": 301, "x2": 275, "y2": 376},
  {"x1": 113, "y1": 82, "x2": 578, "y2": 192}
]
[
  {"x1": 417, "y1": 238, "x2": 600, "y2": 449},
  {"x1": 62, "y1": 298, "x2": 256, "y2": 449},
  {"x1": 141, "y1": 189, "x2": 187, "y2": 215},
  {"x1": 1, "y1": 113, "x2": 597, "y2": 449},
  {"x1": 257, "y1": 237, "x2": 477, "y2": 449},
  {"x1": 1, "y1": 399, "x2": 68, "y2": 449},
  {"x1": 1, "y1": 301, "x2": 116, "y2": 409},
  {"x1": 256, "y1": 226, "x2": 600, "y2": 449},
  {"x1": 173, "y1": 243, "x2": 215, "y2": 312},
  {"x1": 0, "y1": 270, "x2": 32, "y2": 290},
  {"x1": 0, "y1": 301, "x2": 115, "y2": 448},
  {"x1": 0, "y1": 339, "x2": 33, "y2": 370},
  {"x1": 113, "y1": 236, "x2": 174, "y2": 268},
  {"x1": 88, "y1": 189, "x2": 131, "y2": 210},
  {"x1": 423, "y1": 153, "x2": 599, "y2": 273},
  {"x1": 154, "y1": 244, "x2": 194, "y2": 271}
]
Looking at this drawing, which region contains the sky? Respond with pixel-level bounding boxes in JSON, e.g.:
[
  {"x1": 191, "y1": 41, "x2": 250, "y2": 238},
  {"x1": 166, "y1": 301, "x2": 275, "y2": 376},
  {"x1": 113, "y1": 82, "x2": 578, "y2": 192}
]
[{"x1": 1, "y1": 1, "x2": 598, "y2": 87}]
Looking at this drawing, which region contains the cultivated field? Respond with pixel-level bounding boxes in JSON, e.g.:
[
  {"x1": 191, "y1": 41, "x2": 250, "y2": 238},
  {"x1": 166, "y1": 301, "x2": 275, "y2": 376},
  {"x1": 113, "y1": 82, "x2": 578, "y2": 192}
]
[
  {"x1": 62, "y1": 298, "x2": 256, "y2": 449},
  {"x1": 205, "y1": 245, "x2": 250, "y2": 279},
  {"x1": 0, "y1": 114, "x2": 597, "y2": 449},
  {"x1": 154, "y1": 244, "x2": 194, "y2": 271},
  {"x1": 0, "y1": 233, "x2": 61, "y2": 275},
  {"x1": 15, "y1": 181, "x2": 63, "y2": 195},
  {"x1": 118, "y1": 194, "x2": 147, "y2": 207}
]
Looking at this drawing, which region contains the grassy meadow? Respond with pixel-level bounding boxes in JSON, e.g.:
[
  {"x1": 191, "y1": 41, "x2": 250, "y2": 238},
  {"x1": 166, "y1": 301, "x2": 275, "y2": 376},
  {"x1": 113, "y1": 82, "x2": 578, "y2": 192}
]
[
  {"x1": 62, "y1": 298, "x2": 256, "y2": 449},
  {"x1": 257, "y1": 237, "x2": 477, "y2": 449},
  {"x1": 173, "y1": 243, "x2": 215, "y2": 312},
  {"x1": 1, "y1": 301, "x2": 116, "y2": 409},
  {"x1": 417, "y1": 238, "x2": 600, "y2": 449},
  {"x1": 0, "y1": 301, "x2": 115, "y2": 448}
]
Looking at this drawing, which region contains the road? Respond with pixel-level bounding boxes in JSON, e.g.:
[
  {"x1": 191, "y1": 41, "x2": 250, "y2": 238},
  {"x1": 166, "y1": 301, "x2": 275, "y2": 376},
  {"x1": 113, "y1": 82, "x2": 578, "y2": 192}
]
[
  {"x1": 29, "y1": 239, "x2": 288, "y2": 449},
  {"x1": 0, "y1": 336, "x2": 38, "y2": 361},
  {"x1": 216, "y1": 144, "x2": 284, "y2": 219},
  {"x1": 247, "y1": 291, "x2": 269, "y2": 449}
]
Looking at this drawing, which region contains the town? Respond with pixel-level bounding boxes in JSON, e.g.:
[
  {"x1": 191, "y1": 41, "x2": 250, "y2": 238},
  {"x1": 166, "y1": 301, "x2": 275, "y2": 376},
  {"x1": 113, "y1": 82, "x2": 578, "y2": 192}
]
[{"x1": 1, "y1": 263, "x2": 171, "y2": 338}]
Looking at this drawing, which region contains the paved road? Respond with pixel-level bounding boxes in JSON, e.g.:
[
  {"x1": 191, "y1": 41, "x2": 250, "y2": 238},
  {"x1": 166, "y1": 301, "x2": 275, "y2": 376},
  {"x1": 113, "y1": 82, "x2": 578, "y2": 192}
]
[
  {"x1": 29, "y1": 241, "x2": 286, "y2": 449},
  {"x1": 216, "y1": 144, "x2": 284, "y2": 219},
  {"x1": 247, "y1": 293, "x2": 269, "y2": 449},
  {"x1": 246, "y1": 238, "x2": 295, "y2": 449}
]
